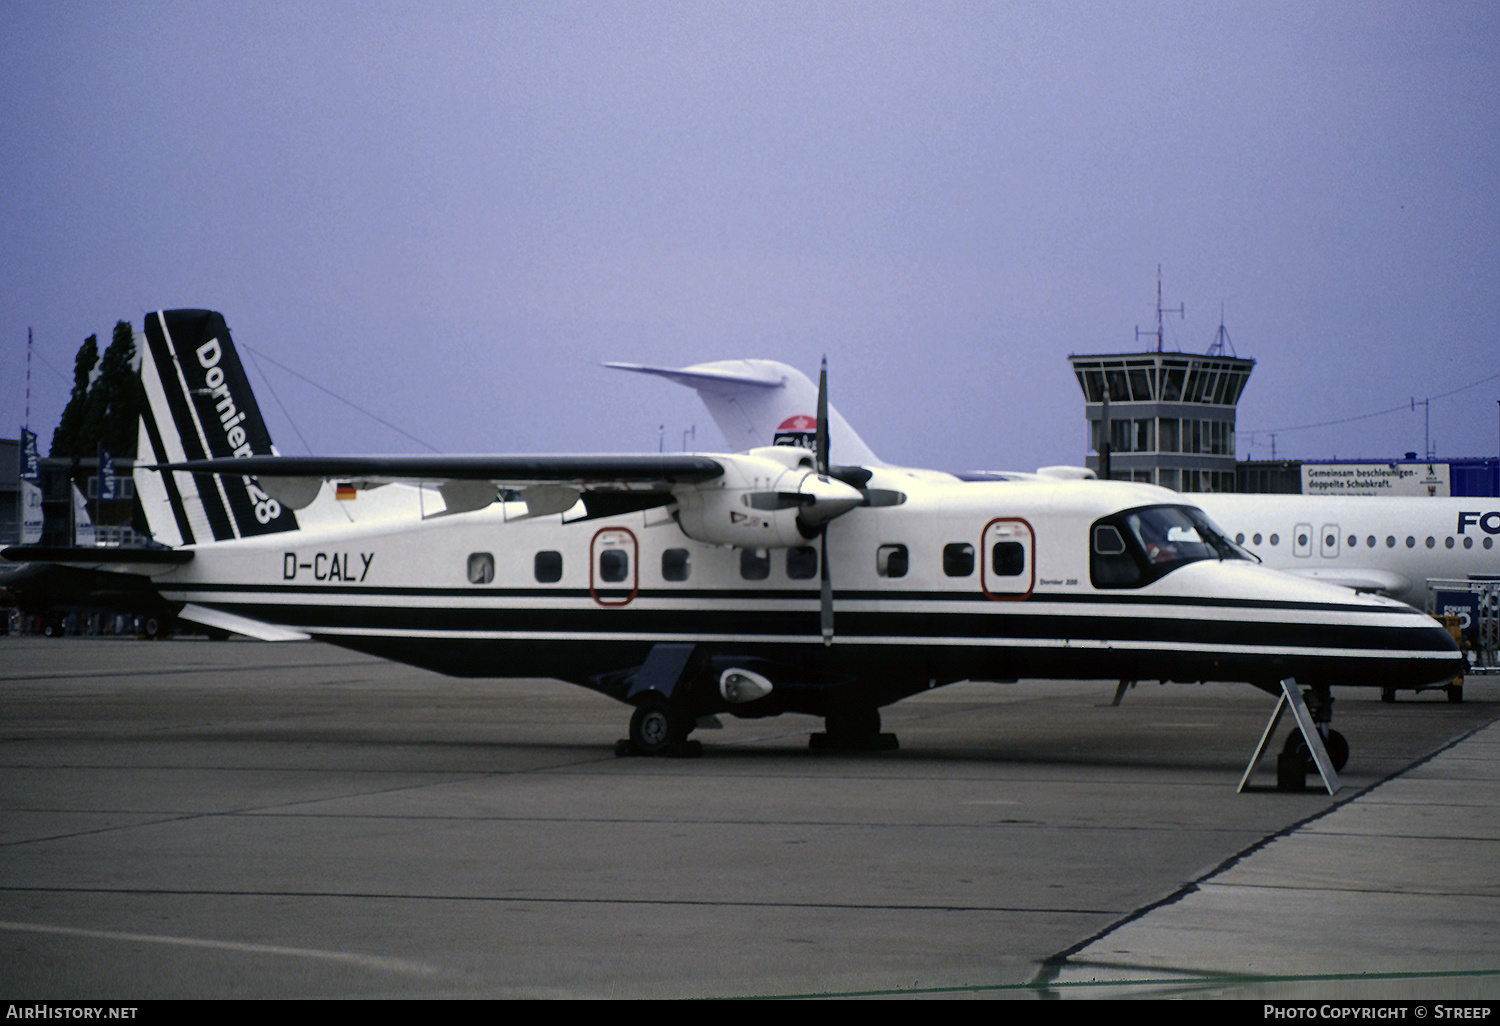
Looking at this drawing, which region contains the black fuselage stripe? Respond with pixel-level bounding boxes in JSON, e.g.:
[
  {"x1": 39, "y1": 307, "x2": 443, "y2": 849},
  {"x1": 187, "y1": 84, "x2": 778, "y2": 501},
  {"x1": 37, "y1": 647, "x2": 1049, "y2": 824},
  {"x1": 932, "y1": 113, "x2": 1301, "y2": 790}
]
[
  {"x1": 171, "y1": 580, "x2": 1418, "y2": 616},
  {"x1": 185, "y1": 600, "x2": 1452, "y2": 652}
]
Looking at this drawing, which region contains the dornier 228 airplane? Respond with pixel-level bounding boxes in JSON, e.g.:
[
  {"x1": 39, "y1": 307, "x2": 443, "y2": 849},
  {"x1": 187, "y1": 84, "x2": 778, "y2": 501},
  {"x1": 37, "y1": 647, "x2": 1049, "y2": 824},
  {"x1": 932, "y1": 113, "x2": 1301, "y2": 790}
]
[{"x1": 7, "y1": 310, "x2": 1463, "y2": 773}]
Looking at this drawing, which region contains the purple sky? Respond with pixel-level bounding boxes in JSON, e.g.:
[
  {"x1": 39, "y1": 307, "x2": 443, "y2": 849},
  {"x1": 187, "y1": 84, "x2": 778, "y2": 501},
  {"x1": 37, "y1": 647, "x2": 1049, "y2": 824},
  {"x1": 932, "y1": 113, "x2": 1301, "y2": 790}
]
[{"x1": 4, "y1": 2, "x2": 1498, "y2": 472}]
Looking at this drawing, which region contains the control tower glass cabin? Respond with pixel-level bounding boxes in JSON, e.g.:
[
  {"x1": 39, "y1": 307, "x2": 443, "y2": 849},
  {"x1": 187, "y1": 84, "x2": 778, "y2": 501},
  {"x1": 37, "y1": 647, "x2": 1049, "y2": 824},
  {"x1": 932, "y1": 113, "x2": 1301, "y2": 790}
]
[{"x1": 1069, "y1": 353, "x2": 1254, "y2": 492}]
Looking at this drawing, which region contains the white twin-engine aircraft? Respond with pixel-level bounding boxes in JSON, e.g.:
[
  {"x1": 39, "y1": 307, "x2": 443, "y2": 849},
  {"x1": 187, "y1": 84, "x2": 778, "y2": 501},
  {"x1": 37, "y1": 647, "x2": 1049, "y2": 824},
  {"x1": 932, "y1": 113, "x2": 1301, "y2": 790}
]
[{"x1": 106, "y1": 312, "x2": 1463, "y2": 765}]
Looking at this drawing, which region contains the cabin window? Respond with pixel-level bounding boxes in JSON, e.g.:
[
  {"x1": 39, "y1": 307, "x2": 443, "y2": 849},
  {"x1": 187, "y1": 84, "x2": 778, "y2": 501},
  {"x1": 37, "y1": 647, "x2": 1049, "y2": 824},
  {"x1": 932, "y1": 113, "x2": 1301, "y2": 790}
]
[
  {"x1": 786, "y1": 546, "x2": 818, "y2": 580},
  {"x1": 1426, "y1": 536, "x2": 1436, "y2": 549},
  {"x1": 740, "y1": 548, "x2": 770, "y2": 581},
  {"x1": 662, "y1": 548, "x2": 691, "y2": 582},
  {"x1": 467, "y1": 552, "x2": 494, "y2": 585},
  {"x1": 1406, "y1": 536, "x2": 1415, "y2": 548},
  {"x1": 1464, "y1": 537, "x2": 1473, "y2": 550},
  {"x1": 534, "y1": 550, "x2": 563, "y2": 583},
  {"x1": 991, "y1": 541, "x2": 1025, "y2": 576},
  {"x1": 1269, "y1": 534, "x2": 1279, "y2": 546},
  {"x1": 943, "y1": 542, "x2": 975, "y2": 577},
  {"x1": 1234, "y1": 533, "x2": 1245, "y2": 545},
  {"x1": 1445, "y1": 537, "x2": 1454, "y2": 549},
  {"x1": 1486, "y1": 538, "x2": 1494, "y2": 550},
  {"x1": 876, "y1": 544, "x2": 908, "y2": 578},
  {"x1": 599, "y1": 548, "x2": 629, "y2": 583},
  {"x1": 1387, "y1": 536, "x2": 1396, "y2": 548},
  {"x1": 1366, "y1": 536, "x2": 1376, "y2": 548},
  {"x1": 1091, "y1": 525, "x2": 1138, "y2": 586},
  {"x1": 1253, "y1": 533, "x2": 1262, "y2": 545}
]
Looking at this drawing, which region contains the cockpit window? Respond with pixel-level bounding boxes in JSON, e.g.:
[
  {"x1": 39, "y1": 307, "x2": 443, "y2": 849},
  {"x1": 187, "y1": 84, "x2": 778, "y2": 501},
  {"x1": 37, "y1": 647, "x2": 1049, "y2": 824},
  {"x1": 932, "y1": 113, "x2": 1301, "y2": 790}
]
[{"x1": 1090, "y1": 504, "x2": 1251, "y2": 589}]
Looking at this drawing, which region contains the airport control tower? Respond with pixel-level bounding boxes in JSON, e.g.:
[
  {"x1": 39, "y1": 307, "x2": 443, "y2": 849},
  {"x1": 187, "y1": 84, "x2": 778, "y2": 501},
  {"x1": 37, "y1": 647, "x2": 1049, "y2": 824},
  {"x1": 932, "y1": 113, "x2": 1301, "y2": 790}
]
[{"x1": 1069, "y1": 281, "x2": 1254, "y2": 492}]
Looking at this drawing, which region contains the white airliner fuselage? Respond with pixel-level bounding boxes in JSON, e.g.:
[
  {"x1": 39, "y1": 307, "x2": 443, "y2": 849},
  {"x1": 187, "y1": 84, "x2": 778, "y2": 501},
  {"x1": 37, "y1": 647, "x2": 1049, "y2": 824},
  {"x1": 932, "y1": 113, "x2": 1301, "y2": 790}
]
[{"x1": 1193, "y1": 494, "x2": 1499, "y2": 610}]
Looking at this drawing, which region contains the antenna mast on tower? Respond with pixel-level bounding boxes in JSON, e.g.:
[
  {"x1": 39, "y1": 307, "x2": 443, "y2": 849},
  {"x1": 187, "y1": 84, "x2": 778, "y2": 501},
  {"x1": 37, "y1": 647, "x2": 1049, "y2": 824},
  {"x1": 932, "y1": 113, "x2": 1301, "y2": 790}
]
[
  {"x1": 1135, "y1": 266, "x2": 1184, "y2": 352},
  {"x1": 1207, "y1": 303, "x2": 1238, "y2": 357}
]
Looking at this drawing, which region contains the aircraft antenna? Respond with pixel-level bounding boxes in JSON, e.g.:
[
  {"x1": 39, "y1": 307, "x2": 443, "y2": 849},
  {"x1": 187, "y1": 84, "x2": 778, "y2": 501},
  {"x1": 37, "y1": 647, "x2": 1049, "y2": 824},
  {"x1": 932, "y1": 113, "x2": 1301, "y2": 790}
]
[{"x1": 1136, "y1": 265, "x2": 1184, "y2": 352}]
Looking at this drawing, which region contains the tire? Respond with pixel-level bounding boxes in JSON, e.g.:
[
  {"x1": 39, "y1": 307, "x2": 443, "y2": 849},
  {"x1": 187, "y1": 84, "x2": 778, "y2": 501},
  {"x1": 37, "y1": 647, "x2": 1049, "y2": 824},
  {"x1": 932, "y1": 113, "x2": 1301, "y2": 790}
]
[{"x1": 629, "y1": 695, "x2": 689, "y2": 755}]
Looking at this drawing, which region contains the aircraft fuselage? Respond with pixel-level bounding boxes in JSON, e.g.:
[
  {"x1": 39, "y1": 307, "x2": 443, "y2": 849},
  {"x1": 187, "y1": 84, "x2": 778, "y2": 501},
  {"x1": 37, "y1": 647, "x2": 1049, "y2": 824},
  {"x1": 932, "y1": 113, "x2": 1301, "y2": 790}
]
[{"x1": 149, "y1": 471, "x2": 1462, "y2": 720}]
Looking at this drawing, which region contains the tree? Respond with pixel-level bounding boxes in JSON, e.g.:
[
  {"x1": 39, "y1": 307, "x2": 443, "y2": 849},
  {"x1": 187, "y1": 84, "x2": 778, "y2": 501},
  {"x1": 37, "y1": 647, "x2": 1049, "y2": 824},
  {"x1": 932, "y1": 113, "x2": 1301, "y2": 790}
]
[
  {"x1": 98, "y1": 321, "x2": 144, "y2": 457},
  {"x1": 49, "y1": 335, "x2": 98, "y2": 458},
  {"x1": 48, "y1": 323, "x2": 144, "y2": 458}
]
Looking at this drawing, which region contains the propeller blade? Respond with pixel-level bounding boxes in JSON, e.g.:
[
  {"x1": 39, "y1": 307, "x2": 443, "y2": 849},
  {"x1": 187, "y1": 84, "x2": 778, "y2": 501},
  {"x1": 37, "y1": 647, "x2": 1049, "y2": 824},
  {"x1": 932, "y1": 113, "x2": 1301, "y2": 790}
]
[
  {"x1": 815, "y1": 357, "x2": 834, "y2": 644},
  {"x1": 816, "y1": 356, "x2": 830, "y2": 478},
  {"x1": 820, "y1": 523, "x2": 833, "y2": 646}
]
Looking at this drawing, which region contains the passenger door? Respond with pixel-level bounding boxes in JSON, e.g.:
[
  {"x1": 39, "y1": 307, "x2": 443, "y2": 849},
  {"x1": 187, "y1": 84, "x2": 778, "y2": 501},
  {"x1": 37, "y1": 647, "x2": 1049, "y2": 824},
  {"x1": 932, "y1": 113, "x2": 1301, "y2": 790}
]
[{"x1": 981, "y1": 518, "x2": 1034, "y2": 600}]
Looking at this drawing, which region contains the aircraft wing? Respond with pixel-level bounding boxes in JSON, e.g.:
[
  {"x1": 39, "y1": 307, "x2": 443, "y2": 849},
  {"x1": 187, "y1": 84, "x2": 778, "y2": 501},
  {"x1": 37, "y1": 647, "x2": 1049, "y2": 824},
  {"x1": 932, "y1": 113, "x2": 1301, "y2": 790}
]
[
  {"x1": 1282, "y1": 567, "x2": 1413, "y2": 598},
  {"x1": 158, "y1": 454, "x2": 726, "y2": 518},
  {"x1": 160, "y1": 454, "x2": 724, "y2": 484}
]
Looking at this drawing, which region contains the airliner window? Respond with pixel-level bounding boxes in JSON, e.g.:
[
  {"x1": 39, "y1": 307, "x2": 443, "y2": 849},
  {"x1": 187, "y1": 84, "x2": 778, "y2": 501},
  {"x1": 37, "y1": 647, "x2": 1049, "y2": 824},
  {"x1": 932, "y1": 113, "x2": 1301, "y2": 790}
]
[
  {"x1": 943, "y1": 543, "x2": 974, "y2": 577},
  {"x1": 599, "y1": 548, "x2": 629, "y2": 583},
  {"x1": 534, "y1": 550, "x2": 563, "y2": 583},
  {"x1": 991, "y1": 542, "x2": 1025, "y2": 576},
  {"x1": 741, "y1": 548, "x2": 770, "y2": 581},
  {"x1": 786, "y1": 546, "x2": 818, "y2": 580},
  {"x1": 877, "y1": 544, "x2": 908, "y2": 578},
  {"x1": 662, "y1": 548, "x2": 691, "y2": 582},
  {"x1": 467, "y1": 552, "x2": 494, "y2": 585},
  {"x1": 1090, "y1": 505, "x2": 1249, "y2": 589}
]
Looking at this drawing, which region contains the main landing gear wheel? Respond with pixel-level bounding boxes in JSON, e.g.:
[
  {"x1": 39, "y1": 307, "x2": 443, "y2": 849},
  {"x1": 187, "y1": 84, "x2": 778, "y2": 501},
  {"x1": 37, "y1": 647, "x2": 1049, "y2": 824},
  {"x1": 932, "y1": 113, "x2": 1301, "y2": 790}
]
[
  {"x1": 810, "y1": 707, "x2": 899, "y2": 752},
  {"x1": 619, "y1": 695, "x2": 700, "y2": 757}
]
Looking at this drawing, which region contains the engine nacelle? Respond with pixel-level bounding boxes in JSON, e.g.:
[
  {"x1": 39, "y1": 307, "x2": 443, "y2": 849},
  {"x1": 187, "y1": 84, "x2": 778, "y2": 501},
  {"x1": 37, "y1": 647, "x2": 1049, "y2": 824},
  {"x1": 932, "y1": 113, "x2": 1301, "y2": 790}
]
[{"x1": 673, "y1": 449, "x2": 863, "y2": 548}]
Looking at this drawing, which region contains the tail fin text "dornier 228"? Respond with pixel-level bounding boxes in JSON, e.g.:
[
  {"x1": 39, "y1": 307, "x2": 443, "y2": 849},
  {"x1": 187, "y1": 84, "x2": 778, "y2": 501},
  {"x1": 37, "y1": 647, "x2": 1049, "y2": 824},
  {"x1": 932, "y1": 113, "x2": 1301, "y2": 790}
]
[{"x1": 136, "y1": 309, "x2": 299, "y2": 546}]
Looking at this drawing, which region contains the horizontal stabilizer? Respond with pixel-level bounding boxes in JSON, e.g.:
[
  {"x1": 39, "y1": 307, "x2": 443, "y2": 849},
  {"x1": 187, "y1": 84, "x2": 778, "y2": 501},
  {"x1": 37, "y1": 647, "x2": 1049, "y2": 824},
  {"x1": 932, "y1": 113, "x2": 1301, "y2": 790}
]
[
  {"x1": 603, "y1": 360, "x2": 788, "y2": 390},
  {"x1": 2, "y1": 545, "x2": 193, "y2": 569},
  {"x1": 176, "y1": 603, "x2": 311, "y2": 642}
]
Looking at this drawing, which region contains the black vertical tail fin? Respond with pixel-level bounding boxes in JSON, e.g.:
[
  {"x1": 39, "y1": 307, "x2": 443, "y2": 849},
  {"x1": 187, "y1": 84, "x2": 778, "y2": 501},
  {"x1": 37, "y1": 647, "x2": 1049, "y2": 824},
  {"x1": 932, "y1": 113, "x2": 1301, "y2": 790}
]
[{"x1": 136, "y1": 309, "x2": 300, "y2": 545}]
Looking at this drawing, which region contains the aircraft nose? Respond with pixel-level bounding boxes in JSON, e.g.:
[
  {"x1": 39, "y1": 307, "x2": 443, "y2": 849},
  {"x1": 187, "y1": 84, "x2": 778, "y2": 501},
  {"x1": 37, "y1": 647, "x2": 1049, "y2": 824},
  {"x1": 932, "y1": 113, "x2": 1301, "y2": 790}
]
[{"x1": 1407, "y1": 617, "x2": 1466, "y2": 688}]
